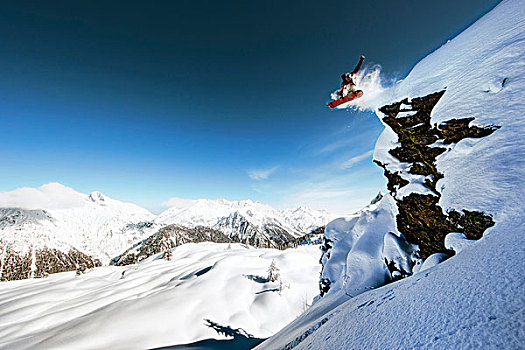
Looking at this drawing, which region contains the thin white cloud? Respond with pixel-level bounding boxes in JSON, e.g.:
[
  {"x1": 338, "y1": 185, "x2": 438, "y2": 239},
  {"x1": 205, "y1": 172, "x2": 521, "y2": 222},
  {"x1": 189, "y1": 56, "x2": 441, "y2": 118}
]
[
  {"x1": 247, "y1": 166, "x2": 279, "y2": 181},
  {"x1": 318, "y1": 138, "x2": 354, "y2": 155},
  {"x1": 341, "y1": 150, "x2": 374, "y2": 169},
  {"x1": 0, "y1": 182, "x2": 86, "y2": 210},
  {"x1": 161, "y1": 197, "x2": 198, "y2": 209},
  {"x1": 278, "y1": 176, "x2": 381, "y2": 216}
]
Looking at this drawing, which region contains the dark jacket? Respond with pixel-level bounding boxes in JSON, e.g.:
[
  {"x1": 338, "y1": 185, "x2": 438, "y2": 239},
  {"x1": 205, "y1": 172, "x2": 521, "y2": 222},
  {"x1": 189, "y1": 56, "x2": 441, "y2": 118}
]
[
  {"x1": 338, "y1": 56, "x2": 365, "y2": 98},
  {"x1": 341, "y1": 56, "x2": 365, "y2": 87}
]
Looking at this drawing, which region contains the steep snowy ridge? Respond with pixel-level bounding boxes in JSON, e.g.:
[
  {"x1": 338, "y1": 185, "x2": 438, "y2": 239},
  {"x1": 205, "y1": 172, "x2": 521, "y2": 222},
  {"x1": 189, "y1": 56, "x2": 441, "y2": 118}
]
[{"x1": 258, "y1": 1, "x2": 525, "y2": 348}]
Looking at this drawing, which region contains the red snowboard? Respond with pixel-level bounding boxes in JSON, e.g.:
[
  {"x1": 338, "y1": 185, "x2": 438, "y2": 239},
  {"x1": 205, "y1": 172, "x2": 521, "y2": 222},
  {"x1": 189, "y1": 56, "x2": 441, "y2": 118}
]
[{"x1": 327, "y1": 90, "x2": 363, "y2": 109}]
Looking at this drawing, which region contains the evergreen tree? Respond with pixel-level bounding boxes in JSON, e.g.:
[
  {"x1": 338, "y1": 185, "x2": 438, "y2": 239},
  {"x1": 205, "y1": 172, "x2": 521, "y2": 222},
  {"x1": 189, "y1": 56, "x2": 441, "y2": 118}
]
[{"x1": 267, "y1": 259, "x2": 280, "y2": 282}]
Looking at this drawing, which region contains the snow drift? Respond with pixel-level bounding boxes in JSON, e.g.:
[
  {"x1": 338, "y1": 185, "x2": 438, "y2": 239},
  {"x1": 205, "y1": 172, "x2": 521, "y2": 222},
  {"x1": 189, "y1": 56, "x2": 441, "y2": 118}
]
[{"x1": 0, "y1": 243, "x2": 321, "y2": 349}]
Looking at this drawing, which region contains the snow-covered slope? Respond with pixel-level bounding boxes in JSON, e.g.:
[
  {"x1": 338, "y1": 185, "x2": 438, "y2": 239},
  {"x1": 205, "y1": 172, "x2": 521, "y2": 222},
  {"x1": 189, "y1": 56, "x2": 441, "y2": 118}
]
[
  {"x1": 0, "y1": 242, "x2": 321, "y2": 349},
  {"x1": 156, "y1": 199, "x2": 335, "y2": 239},
  {"x1": 258, "y1": 0, "x2": 525, "y2": 348},
  {"x1": 0, "y1": 183, "x2": 157, "y2": 263}
]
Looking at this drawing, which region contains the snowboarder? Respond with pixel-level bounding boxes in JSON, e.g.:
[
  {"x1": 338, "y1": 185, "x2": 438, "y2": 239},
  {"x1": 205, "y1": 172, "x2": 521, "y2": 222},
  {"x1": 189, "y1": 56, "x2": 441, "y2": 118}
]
[
  {"x1": 337, "y1": 55, "x2": 365, "y2": 98},
  {"x1": 327, "y1": 55, "x2": 365, "y2": 109}
]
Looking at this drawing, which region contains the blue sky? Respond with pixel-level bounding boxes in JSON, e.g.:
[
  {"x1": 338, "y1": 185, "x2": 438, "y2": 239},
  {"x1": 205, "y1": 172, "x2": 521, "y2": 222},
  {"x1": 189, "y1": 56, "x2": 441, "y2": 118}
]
[{"x1": 0, "y1": 0, "x2": 500, "y2": 214}]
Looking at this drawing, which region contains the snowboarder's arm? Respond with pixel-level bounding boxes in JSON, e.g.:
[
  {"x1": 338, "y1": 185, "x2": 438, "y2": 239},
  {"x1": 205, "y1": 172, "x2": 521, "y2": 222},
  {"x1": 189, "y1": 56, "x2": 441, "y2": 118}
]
[{"x1": 351, "y1": 55, "x2": 365, "y2": 75}]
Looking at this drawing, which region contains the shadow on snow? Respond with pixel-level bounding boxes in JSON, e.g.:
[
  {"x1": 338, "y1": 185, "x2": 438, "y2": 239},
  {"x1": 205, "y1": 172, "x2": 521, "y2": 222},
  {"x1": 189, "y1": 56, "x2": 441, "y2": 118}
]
[{"x1": 150, "y1": 319, "x2": 266, "y2": 350}]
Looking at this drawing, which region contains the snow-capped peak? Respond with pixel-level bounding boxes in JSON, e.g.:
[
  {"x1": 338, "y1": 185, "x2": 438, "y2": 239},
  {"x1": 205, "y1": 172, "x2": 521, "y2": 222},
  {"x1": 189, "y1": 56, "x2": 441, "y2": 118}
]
[
  {"x1": 1, "y1": 184, "x2": 334, "y2": 264},
  {"x1": 156, "y1": 198, "x2": 336, "y2": 238},
  {"x1": 88, "y1": 191, "x2": 105, "y2": 202},
  {"x1": 0, "y1": 183, "x2": 156, "y2": 262}
]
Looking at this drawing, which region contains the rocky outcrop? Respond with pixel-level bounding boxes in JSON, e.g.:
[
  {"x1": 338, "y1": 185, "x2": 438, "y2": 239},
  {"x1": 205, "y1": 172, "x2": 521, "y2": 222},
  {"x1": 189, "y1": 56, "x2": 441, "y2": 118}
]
[
  {"x1": 317, "y1": 90, "x2": 500, "y2": 297},
  {"x1": 378, "y1": 90, "x2": 498, "y2": 264}
]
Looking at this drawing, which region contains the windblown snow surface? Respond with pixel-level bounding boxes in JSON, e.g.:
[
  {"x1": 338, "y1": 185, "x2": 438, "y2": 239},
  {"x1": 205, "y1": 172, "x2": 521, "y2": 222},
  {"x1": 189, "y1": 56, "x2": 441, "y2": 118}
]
[
  {"x1": 0, "y1": 243, "x2": 320, "y2": 349},
  {"x1": 257, "y1": 1, "x2": 524, "y2": 349}
]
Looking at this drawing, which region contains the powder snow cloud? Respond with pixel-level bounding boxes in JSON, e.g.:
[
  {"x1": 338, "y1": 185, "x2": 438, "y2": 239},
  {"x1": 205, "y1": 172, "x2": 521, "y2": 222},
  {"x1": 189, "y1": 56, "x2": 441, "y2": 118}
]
[
  {"x1": 331, "y1": 65, "x2": 392, "y2": 112},
  {"x1": 247, "y1": 166, "x2": 279, "y2": 180}
]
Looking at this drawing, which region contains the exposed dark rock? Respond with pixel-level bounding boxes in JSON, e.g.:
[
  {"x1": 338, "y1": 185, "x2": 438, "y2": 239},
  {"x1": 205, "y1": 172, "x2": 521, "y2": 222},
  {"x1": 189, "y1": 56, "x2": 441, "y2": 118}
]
[
  {"x1": 380, "y1": 91, "x2": 447, "y2": 192},
  {"x1": 396, "y1": 193, "x2": 456, "y2": 259},
  {"x1": 447, "y1": 209, "x2": 495, "y2": 240},
  {"x1": 320, "y1": 236, "x2": 332, "y2": 255},
  {"x1": 384, "y1": 258, "x2": 411, "y2": 282},
  {"x1": 319, "y1": 236, "x2": 333, "y2": 296},
  {"x1": 378, "y1": 90, "x2": 497, "y2": 260},
  {"x1": 319, "y1": 278, "x2": 331, "y2": 297},
  {"x1": 374, "y1": 160, "x2": 409, "y2": 195},
  {"x1": 370, "y1": 192, "x2": 384, "y2": 205},
  {"x1": 438, "y1": 117, "x2": 500, "y2": 144}
]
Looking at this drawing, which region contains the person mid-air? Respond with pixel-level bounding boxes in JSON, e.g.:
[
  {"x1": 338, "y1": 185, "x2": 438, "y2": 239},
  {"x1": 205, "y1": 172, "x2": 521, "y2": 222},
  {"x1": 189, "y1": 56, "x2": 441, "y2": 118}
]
[{"x1": 327, "y1": 55, "x2": 365, "y2": 109}]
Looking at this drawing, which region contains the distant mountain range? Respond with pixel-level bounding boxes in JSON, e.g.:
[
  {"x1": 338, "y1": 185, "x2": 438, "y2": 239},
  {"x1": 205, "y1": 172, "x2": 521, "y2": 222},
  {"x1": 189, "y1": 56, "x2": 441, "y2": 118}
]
[{"x1": 0, "y1": 183, "x2": 336, "y2": 280}]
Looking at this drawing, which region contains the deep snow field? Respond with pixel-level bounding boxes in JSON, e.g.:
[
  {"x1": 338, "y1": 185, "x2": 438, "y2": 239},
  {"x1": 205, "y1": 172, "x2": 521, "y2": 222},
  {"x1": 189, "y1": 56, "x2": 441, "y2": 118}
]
[{"x1": 0, "y1": 243, "x2": 320, "y2": 349}]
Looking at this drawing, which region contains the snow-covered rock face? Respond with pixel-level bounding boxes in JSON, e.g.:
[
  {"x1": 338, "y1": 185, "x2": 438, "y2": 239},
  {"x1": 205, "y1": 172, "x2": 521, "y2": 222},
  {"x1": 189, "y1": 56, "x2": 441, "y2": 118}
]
[
  {"x1": 320, "y1": 87, "x2": 499, "y2": 298},
  {"x1": 318, "y1": 7, "x2": 517, "y2": 296},
  {"x1": 0, "y1": 208, "x2": 53, "y2": 228},
  {"x1": 109, "y1": 200, "x2": 336, "y2": 267},
  {"x1": 88, "y1": 191, "x2": 105, "y2": 202},
  {"x1": 319, "y1": 195, "x2": 397, "y2": 297},
  {"x1": 0, "y1": 187, "x2": 156, "y2": 259},
  {"x1": 258, "y1": 1, "x2": 525, "y2": 348}
]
